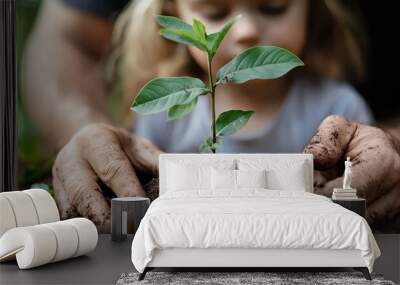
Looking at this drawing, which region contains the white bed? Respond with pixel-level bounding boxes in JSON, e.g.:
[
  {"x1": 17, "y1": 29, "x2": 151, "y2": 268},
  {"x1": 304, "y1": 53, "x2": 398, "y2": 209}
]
[{"x1": 131, "y1": 154, "x2": 380, "y2": 280}]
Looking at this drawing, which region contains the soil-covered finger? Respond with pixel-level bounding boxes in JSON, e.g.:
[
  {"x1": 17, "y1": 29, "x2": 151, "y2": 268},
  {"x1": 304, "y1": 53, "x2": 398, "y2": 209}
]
[
  {"x1": 85, "y1": 144, "x2": 146, "y2": 197},
  {"x1": 56, "y1": 148, "x2": 111, "y2": 232},
  {"x1": 119, "y1": 131, "x2": 163, "y2": 177},
  {"x1": 78, "y1": 124, "x2": 146, "y2": 198},
  {"x1": 52, "y1": 166, "x2": 78, "y2": 219},
  {"x1": 304, "y1": 115, "x2": 357, "y2": 170}
]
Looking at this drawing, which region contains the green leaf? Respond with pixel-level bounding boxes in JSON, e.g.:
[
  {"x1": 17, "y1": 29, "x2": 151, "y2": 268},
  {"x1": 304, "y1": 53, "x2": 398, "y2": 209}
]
[
  {"x1": 216, "y1": 46, "x2": 304, "y2": 85},
  {"x1": 160, "y1": 28, "x2": 208, "y2": 51},
  {"x1": 192, "y1": 19, "x2": 207, "y2": 43},
  {"x1": 207, "y1": 15, "x2": 240, "y2": 57},
  {"x1": 207, "y1": 32, "x2": 219, "y2": 50},
  {"x1": 168, "y1": 97, "x2": 198, "y2": 120},
  {"x1": 199, "y1": 137, "x2": 223, "y2": 153},
  {"x1": 132, "y1": 77, "x2": 209, "y2": 114},
  {"x1": 156, "y1": 15, "x2": 193, "y2": 32},
  {"x1": 216, "y1": 110, "x2": 254, "y2": 136}
]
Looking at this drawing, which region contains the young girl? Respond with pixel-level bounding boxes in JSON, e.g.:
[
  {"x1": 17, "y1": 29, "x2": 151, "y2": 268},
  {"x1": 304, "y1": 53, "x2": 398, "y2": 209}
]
[{"x1": 112, "y1": 0, "x2": 372, "y2": 153}]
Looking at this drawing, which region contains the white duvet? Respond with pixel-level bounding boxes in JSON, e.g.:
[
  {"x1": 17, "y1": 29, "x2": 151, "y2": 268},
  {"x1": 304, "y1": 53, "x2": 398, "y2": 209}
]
[{"x1": 131, "y1": 190, "x2": 380, "y2": 273}]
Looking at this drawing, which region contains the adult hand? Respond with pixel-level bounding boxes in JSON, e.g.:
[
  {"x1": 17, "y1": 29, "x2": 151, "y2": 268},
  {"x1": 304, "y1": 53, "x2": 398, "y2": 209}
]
[
  {"x1": 304, "y1": 115, "x2": 400, "y2": 228},
  {"x1": 52, "y1": 123, "x2": 163, "y2": 232}
]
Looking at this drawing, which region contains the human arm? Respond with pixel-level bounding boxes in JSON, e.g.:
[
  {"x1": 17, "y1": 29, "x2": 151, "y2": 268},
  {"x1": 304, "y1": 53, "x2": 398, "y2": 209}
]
[
  {"x1": 23, "y1": 0, "x2": 114, "y2": 150},
  {"x1": 24, "y1": 1, "x2": 165, "y2": 232}
]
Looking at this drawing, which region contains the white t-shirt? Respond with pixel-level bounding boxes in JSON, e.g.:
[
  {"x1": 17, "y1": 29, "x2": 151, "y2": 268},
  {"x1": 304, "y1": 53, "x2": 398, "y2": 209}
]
[{"x1": 132, "y1": 75, "x2": 373, "y2": 153}]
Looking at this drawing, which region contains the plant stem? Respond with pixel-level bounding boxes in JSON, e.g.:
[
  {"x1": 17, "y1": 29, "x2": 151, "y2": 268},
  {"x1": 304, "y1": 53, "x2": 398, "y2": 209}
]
[{"x1": 207, "y1": 53, "x2": 216, "y2": 153}]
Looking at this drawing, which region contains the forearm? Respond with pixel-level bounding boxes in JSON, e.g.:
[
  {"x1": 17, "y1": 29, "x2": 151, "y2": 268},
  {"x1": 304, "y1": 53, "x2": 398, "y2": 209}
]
[
  {"x1": 23, "y1": 40, "x2": 110, "y2": 150},
  {"x1": 22, "y1": 0, "x2": 113, "y2": 150}
]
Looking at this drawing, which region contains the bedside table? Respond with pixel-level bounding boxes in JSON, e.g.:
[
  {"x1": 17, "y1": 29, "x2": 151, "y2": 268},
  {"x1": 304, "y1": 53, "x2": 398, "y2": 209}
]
[{"x1": 332, "y1": 198, "x2": 366, "y2": 218}]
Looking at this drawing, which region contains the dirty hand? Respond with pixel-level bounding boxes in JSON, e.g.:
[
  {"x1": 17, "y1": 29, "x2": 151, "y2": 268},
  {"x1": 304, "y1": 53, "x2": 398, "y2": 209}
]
[
  {"x1": 304, "y1": 115, "x2": 400, "y2": 227},
  {"x1": 52, "y1": 123, "x2": 163, "y2": 232}
]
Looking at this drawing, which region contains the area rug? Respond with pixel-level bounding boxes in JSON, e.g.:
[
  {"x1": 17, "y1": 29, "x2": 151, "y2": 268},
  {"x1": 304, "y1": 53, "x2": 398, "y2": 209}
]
[{"x1": 116, "y1": 271, "x2": 396, "y2": 285}]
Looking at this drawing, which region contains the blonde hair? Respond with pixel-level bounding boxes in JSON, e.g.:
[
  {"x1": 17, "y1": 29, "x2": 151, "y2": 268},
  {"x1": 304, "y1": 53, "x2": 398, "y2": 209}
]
[{"x1": 106, "y1": 0, "x2": 367, "y2": 126}]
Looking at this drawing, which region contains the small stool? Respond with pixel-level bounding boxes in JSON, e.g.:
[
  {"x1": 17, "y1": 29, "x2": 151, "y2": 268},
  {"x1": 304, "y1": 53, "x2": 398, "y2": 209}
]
[{"x1": 111, "y1": 197, "x2": 150, "y2": 242}]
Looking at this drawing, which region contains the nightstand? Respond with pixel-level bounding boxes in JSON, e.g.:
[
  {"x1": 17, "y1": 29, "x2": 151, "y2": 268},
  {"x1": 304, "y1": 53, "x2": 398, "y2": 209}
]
[{"x1": 332, "y1": 198, "x2": 366, "y2": 218}]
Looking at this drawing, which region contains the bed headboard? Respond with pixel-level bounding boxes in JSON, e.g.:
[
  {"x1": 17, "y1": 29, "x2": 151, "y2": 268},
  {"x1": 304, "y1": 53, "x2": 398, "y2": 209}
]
[{"x1": 159, "y1": 153, "x2": 314, "y2": 195}]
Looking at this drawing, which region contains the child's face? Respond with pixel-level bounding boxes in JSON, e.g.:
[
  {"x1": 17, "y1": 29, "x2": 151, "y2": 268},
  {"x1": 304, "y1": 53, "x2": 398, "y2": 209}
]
[{"x1": 176, "y1": 0, "x2": 308, "y2": 74}]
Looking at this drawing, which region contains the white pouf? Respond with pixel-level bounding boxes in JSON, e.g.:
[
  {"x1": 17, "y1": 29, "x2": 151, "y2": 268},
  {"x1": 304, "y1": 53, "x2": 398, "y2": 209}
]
[
  {"x1": 0, "y1": 189, "x2": 60, "y2": 238},
  {"x1": 0, "y1": 218, "x2": 98, "y2": 269},
  {"x1": 65, "y1": 218, "x2": 98, "y2": 257},
  {"x1": 0, "y1": 191, "x2": 39, "y2": 228},
  {"x1": 42, "y1": 221, "x2": 79, "y2": 262},
  {"x1": 0, "y1": 196, "x2": 17, "y2": 237},
  {"x1": 24, "y1": 189, "x2": 60, "y2": 224},
  {"x1": 0, "y1": 225, "x2": 57, "y2": 268}
]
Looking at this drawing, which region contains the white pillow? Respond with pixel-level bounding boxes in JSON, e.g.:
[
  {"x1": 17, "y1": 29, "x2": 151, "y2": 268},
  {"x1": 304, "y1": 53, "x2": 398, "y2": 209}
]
[
  {"x1": 238, "y1": 159, "x2": 308, "y2": 191},
  {"x1": 211, "y1": 168, "x2": 268, "y2": 190},
  {"x1": 236, "y1": 169, "x2": 267, "y2": 189},
  {"x1": 267, "y1": 168, "x2": 307, "y2": 191},
  {"x1": 167, "y1": 162, "x2": 211, "y2": 191},
  {"x1": 211, "y1": 168, "x2": 236, "y2": 190},
  {"x1": 165, "y1": 158, "x2": 236, "y2": 170}
]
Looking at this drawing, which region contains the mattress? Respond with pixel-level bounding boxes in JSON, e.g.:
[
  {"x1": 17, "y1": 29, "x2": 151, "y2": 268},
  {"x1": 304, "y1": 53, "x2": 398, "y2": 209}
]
[{"x1": 131, "y1": 190, "x2": 380, "y2": 273}]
